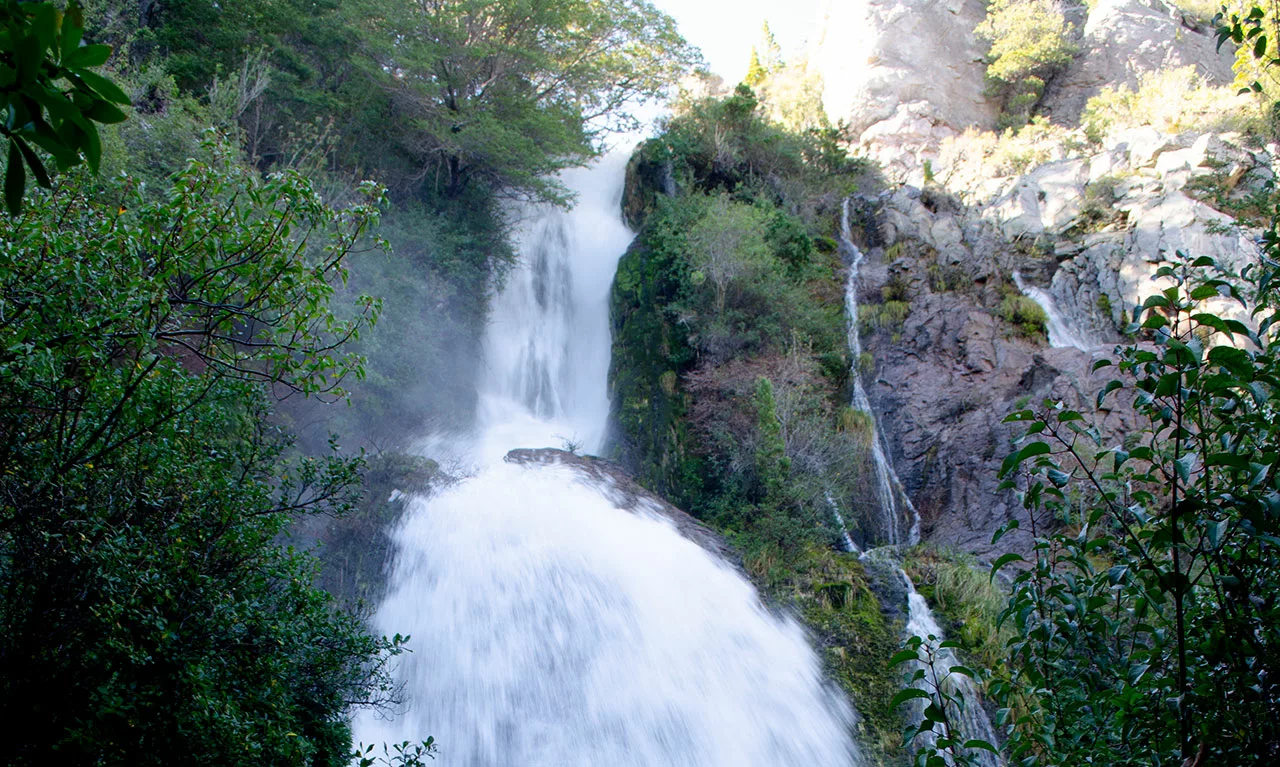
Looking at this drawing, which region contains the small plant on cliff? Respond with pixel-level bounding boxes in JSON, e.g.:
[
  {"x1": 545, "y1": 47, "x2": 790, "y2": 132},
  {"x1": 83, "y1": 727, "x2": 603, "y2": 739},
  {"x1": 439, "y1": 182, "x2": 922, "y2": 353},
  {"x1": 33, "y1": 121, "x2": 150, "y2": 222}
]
[
  {"x1": 975, "y1": 0, "x2": 1076, "y2": 128},
  {"x1": 998, "y1": 294, "x2": 1048, "y2": 341}
]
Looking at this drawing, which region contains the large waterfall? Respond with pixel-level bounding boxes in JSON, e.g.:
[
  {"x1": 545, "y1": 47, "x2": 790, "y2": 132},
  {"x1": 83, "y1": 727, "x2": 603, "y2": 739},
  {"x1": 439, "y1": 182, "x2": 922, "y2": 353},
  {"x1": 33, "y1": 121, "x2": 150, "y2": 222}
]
[
  {"x1": 838, "y1": 199, "x2": 920, "y2": 547},
  {"x1": 357, "y1": 151, "x2": 861, "y2": 766}
]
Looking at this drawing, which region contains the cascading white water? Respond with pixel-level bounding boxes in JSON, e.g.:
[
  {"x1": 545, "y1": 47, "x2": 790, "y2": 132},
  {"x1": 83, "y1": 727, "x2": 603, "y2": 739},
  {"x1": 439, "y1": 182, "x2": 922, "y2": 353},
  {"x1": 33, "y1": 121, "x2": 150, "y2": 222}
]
[
  {"x1": 838, "y1": 199, "x2": 920, "y2": 547},
  {"x1": 357, "y1": 151, "x2": 862, "y2": 766},
  {"x1": 1011, "y1": 271, "x2": 1099, "y2": 352},
  {"x1": 902, "y1": 572, "x2": 1002, "y2": 767},
  {"x1": 825, "y1": 490, "x2": 860, "y2": 554}
]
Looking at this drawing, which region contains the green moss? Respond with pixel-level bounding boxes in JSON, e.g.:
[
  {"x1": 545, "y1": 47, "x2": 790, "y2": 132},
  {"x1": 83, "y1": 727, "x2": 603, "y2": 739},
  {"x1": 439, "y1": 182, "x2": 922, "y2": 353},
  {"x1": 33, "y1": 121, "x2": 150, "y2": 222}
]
[
  {"x1": 998, "y1": 294, "x2": 1048, "y2": 341},
  {"x1": 859, "y1": 300, "x2": 911, "y2": 335},
  {"x1": 774, "y1": 546, "x2": 908, "y2": 764}
]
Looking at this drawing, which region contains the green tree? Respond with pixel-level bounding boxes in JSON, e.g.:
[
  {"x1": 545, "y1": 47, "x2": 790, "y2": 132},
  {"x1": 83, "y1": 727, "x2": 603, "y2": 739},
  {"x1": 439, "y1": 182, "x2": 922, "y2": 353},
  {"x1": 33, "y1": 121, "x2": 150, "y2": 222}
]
[
  {"x1": 745, "y1": 46, "x2": 766, "y2": 86},
  {"x1": 0, "y1": 140, "x2": 406, "y2": 766},
  {"x1": 685, "y1": 193, "x2": 772, "y2": 313},
  {"x1": 975, "y1": 0, "x2": 1075, "y2": 127},
  {"x1": 754, "y1": 375, "x2": 791, "y2": 502},
  {"x1": 352, "y1": 0, "x2": 699, "y2": 203},
  {"x1": 0, "y1": 0, "x2": 130, "y2": 213}
]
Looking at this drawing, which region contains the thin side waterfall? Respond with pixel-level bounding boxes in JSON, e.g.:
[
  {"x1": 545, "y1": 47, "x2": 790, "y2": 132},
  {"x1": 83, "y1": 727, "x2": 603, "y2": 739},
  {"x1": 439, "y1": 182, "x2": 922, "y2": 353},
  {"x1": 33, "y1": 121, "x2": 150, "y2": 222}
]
[
  {"x1": 838, "y1": 199, "x2": 920, "y2": 546},
  {"x1": 825, "y1": 490, "x2": 860, "y2": 554},
  {"x1": 902, "y1": 571, "x2": 1003, "y2": 767},
  {"x1": 356, "y1": 152, "x2": 862, "y2": 766},
  {"x1": 1011, "y1": 271, "x2": 1099, "y2": 352}
]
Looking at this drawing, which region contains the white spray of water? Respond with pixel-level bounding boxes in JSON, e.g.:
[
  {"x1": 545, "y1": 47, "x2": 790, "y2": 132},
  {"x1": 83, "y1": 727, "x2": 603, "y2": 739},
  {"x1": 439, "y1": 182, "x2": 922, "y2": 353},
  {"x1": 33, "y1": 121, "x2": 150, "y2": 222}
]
[
  {"x1": 838, "y1": 199, "x2": 921, "y2": 546},
  {"x1": 1011, "y1": 271, "x2": 1100, "y2": 352},
  {"x1": 358, "y1": 151, "x2": 862, "y2": 766},
  {"x1": 902, "y1": 571, "x2": 1002, "y2": 767}
]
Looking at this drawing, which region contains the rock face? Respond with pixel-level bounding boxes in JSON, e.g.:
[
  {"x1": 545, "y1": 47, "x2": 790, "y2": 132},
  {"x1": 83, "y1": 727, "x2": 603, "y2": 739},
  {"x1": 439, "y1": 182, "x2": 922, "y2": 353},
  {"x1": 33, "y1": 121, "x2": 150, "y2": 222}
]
[
  {"x1": 811, "y1": 0, "x2": 1240, "y2": 185},
  {"x1": 504, "y1": 448, "x2": 739, "y2": 565},
  {"x1": 1042, "y1": 0, "x2": 1237, "y2": 124},
  {"x1": 853, "y1": 121, "x2": 1271, "y2": 555},
  {"x1": 813, "y1": 0, "x2": 997, "y2": 176},
  {"x1": 979, "y1": 128, "x2": 1267, "y2": 329},
  {"x1": 853, "y1": 193, "x2": 1135, "y2": 556}
]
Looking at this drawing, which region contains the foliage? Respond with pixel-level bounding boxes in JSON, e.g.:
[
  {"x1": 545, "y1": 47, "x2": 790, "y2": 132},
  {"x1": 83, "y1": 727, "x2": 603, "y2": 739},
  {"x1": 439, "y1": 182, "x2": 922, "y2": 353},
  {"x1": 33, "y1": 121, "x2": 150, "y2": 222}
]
[
  {"x1": 686, "y1": 193, "x2": 773, "y2": 313},
  {"x1": 0, "y1": 0, "x2": 130, "y2": 213},
  {"x1": 975, "y1": 0, "x2": 1075, "y2": 128},
  {"x1": 860, "y1": 300, "x2": 912, "y2": 336},
  {"x1": 655, "y1": 84, "x2": 864, "y2": 199},
  {"x1": 1079, "y1": 67, "x2": 1260, "y2": 144},
  {"x1": 890, "y1": 635, "x2": 1000, "y2": 767},
  {"x1": 0, "y1": 144, "x2": 403, "y2": 765},
  {"x1": 791, "y1": 547, "x2": 906, "y2": 761},
  {"x1": 904, "y1": 549, "x2": 1012, "y2": 675},
  {"x1": 897, "y1": 250, "x2": 1280, "y2": 764},
  {"x1": 997, "y1": 294, "x2": 1048, "y2": 341},
  {"x1": 352, "y1": 0, "x2": 698, "y2": 204},
  {"x1": 754, "y1": 376, "x2": 792, "y2": 501},
  {"x1": 988, "y1": 252, "x2": 1280, "y2": 764}
]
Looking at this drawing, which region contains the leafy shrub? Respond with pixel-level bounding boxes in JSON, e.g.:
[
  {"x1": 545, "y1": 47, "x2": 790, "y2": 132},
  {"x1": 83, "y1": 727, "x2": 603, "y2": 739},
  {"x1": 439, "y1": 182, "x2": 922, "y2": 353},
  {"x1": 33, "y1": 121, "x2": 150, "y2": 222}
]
[
  {"x1": 1080, "y1": 67, "x2": 1260, "y2": 143},
  {"x1": 860, "y1": 300, "x2": 912, "y2": 335},
  {"x1": 998, "y1": 294, "x2": 1048, "y2": 340},
  {"x1": 0, "y1": 144, "x2": 405, "y2": 766},
  {"x1": 975, "y1": 0, "x2": 1076, "y2": 127}
]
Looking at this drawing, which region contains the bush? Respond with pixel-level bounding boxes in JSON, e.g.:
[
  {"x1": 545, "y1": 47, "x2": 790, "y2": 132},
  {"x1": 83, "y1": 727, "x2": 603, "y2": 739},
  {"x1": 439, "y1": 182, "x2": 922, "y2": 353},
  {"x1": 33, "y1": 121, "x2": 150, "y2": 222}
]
[
  {"x1": 0, "y1": 146, "x2": 406, "y2": 766},
  {"x1": 998, "y1": 294, "x2": 1048, "y2": 341},
  {"x1": 1080, "y1": 67, "x2": 1261, "y2": 143},
  {"x1": 975, "y1": 0, "x2": 1076, "y2": 127}
]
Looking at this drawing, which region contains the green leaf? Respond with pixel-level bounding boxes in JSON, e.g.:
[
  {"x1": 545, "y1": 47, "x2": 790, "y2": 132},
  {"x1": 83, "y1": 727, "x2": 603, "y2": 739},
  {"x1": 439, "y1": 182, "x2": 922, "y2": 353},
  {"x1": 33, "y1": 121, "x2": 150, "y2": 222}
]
[
  {"x1": 63, "y1": 44, "x2": 112, "y2": 69},
  {"x1": 999, "y1": 441, "x2": 1051, "y2": 478},
  {"x1": 964, "y1": 739, "x2": 999, "y2": 753},
  {"x1": 1207, "y1": 519, "x2": 1229, "y2": 548},
  {"x1": 83, "y1": 100, "x2": 128, "y2": 125},
  {"x1": 12, "y1": 137, "x2": 50, "y2": 188},
  {"x1": 889, "y1": 649, "x2": 920, "y2": 667},
  {"x1": 992, "y1": 552, "x2": 1025, "y2": 577},
  {"x1": 62, "y1": 2, "x2": 86, "y2": 55},
  {"x1": 5, "y1": 142, "x2": 26, "y2": 215},
  {"x1": 890, "y1": 687, "x2": 932, "y2": 710},
  {"x1": 74, "y1": 70, "x2": 131, "y2": 105}
]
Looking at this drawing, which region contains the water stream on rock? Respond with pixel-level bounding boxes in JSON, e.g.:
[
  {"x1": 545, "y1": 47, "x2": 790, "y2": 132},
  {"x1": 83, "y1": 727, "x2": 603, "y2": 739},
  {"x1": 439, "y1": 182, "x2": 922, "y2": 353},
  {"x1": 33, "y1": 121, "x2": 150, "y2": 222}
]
[
  {"x1": 902, "y1": 571, "x2": 1003, "y2": 767},
  {"x1": 1011, "y1": 271, "x2": 1100, "y2": 352},
  {"x1": 355, "y1": 152, "x2": 862, "y2": 766},
  {"x1": 839, "y1": 199, "x2": 921, "y2": 547}
]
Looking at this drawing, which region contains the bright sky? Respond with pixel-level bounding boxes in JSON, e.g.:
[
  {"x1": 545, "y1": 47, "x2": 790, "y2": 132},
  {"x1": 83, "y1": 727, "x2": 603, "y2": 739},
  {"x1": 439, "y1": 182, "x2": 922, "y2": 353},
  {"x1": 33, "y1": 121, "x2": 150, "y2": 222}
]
[{"x1": 649, "y1": 0, "x2": 825, "y2": 84}]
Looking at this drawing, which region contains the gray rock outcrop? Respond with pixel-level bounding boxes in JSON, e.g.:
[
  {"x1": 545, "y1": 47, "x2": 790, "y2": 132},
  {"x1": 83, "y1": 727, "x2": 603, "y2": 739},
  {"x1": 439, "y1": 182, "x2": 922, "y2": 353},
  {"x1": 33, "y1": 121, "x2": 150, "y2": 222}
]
[
  {"x1": 1042, "y1": 0, "x2": 1237, "y2": 123},
  {"x1": 813, "y1": 0, "x2": 997, "y2": 178}
]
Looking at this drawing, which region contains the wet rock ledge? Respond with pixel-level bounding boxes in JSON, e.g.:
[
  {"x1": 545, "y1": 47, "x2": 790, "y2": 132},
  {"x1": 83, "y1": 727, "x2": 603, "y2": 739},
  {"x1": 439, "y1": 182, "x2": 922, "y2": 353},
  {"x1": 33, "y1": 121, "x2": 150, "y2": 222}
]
[{"x1": 504, "y1": 448, "x2": 738, "y2": 566}]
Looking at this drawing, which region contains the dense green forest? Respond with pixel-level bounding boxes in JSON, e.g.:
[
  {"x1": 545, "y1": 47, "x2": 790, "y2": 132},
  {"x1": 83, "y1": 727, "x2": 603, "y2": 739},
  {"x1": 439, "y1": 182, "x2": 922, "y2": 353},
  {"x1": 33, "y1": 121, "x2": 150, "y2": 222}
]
[{"x1": 0, "y1": 0, "x2": 695, "y2": 763}]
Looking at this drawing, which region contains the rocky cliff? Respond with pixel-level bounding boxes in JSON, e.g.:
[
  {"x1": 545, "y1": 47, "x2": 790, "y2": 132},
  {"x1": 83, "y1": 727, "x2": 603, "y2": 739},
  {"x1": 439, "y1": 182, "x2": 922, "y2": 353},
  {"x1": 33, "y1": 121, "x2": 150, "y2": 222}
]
[{"x1": 806, "y1": 0, "x2": 1272, "y2": 556}]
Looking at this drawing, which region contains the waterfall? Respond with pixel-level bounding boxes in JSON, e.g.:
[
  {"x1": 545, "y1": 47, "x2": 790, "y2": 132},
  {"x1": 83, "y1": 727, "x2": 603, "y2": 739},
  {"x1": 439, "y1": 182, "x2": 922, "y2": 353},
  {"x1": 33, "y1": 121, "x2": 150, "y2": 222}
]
[
  {"x1": 902, "y1": 572, "x2": 1002, "y2": 767},
  {"x1": 838, "y1": 199, "x2": 920, "y2": 546},
  {"x1": 825, "y1": 490, "x2": 861, "y2": 554},
  {"x1": 1011, "y1": 271, "x2": 1099, "y2": 352},
  {"x1": 356, "y1": 151, "x2": 862, "y2": 766}
]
